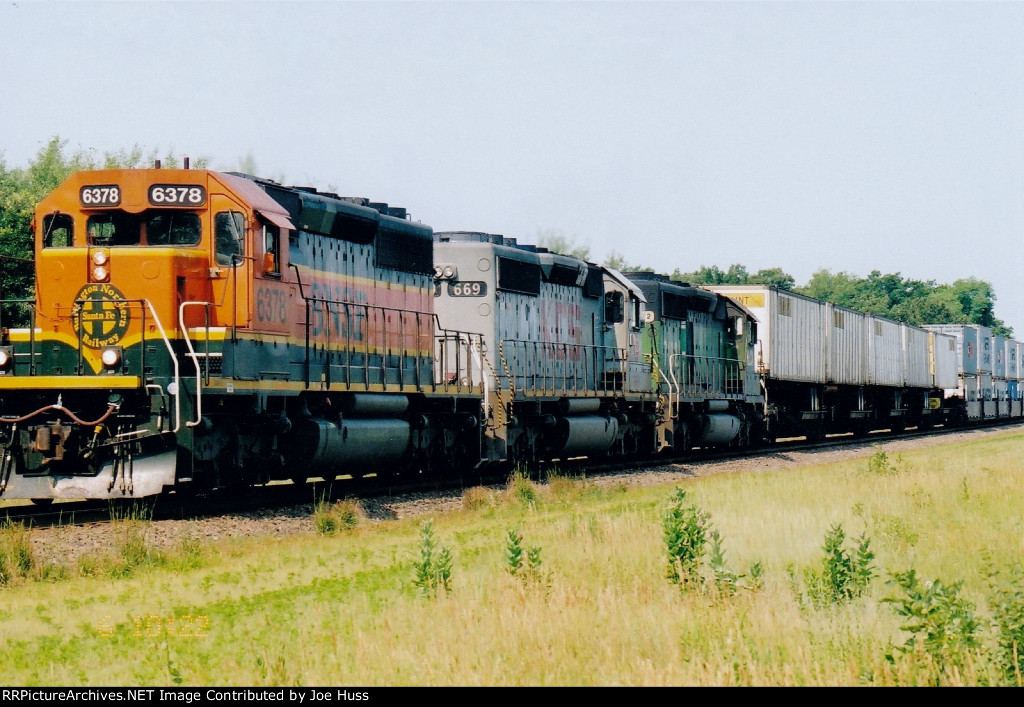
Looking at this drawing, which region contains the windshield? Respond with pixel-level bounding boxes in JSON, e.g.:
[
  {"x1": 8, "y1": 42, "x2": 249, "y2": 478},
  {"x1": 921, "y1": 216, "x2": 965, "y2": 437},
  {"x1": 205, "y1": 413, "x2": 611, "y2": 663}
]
[{"x1": 87, "y1": 210, "x2": 201, "y2": 247}]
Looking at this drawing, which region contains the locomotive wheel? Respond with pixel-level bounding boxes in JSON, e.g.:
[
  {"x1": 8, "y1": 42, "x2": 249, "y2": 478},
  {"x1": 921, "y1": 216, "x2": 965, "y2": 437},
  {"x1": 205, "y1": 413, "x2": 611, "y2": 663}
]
[{"x1": 30, "y1": 498, "x2": 54, "y2": 507}]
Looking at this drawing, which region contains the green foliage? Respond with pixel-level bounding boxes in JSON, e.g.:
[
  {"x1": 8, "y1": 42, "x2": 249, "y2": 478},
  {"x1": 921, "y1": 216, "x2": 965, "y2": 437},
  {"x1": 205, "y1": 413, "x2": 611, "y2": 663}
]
[
  {"x1": 798, "y1": 268, "x2": 1011, "y2": 336},
  {"x1": 504, "y1": 528, "x2": 524, "y2": 576},
  {"x1": 661, "y1": 489, "x2": 759, "y2": 597},
  {"x1": 462, "y1": 486, "x2": 497, "y2": 511},
  {"x1": 313, "y1": 497, "x2": 363, "y2": 536},
  {"x1": 412, "y1": 519, "x2": 453, "y2": 597},
  {"x1": 662, "y1": 488, "x2": 710, "y2": 588},
  {"x1": 536, "y1": 229, "x2": 590, "y2": 261},
  {"x1": 504, "y1": 527, "x2": 548, "y2": 588},
  {"x1": 883, "y1": 569, "x2": 981, "y2": 678},
  {"x1": 0, "y1": 520, "x2": 35, "y2": 586},
  {"x1": 986, "y1": 564, "x2": 1024, "y2": 686},
  {"x1": 507, "y1": 470, "x2": 540, "y2": 508},
  {"x1": 866, "y1": 448, "x2": 908, "y2": 476},
  {"x1": 603, "y1": 250, "x2": 653, "y2": 272},
  {"x1": 794, "y1": 524, "x2": 876, "y2": 608},
  {"x1": 313, "y1": 502, "x2": 337, "y2": 536},
  {"x1": 708, "y1": 529, "x2": 741, "y2": 597},
  {"x1": 671, "y1": 263, "x2": 796, "y2": 290}
]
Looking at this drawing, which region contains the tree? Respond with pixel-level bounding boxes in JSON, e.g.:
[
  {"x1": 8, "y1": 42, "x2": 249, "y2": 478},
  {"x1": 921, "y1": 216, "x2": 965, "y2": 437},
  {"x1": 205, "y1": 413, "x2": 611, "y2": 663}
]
[
  {"x1": 536, "y1": 228, "x2": 590, "y2": 261},
  {"x1": 797, "y1": 268, "x2": 1010, "y2": 336},
  {"x1": 671, "y1": 263, "x2": 796, "y2": 289}
]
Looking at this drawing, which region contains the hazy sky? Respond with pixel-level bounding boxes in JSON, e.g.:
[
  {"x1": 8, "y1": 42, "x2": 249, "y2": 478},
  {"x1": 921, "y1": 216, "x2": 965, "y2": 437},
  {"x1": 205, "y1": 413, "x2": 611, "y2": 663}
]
[{"x1": 2, "y1": 1, "x2": 1023, "y2": 331}]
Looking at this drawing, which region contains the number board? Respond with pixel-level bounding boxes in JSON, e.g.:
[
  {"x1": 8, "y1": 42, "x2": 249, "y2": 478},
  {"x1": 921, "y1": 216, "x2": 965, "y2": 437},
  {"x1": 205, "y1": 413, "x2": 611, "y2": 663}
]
[
  {"x1": 148, "y1": 184, "x2": 207, "y2": 207},
  {"x1": 447, "y1": 281, "x2": 487, "y2": 297},
  {"x1": 79, "y1": 185, "x2": 122, "y2": 207}
]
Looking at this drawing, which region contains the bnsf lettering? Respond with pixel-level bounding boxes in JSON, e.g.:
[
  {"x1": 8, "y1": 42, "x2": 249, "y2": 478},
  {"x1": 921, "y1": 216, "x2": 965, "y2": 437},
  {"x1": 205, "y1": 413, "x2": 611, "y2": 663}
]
[{"x1": 307, "y1": 282, "x2": 370, "y2": 340}]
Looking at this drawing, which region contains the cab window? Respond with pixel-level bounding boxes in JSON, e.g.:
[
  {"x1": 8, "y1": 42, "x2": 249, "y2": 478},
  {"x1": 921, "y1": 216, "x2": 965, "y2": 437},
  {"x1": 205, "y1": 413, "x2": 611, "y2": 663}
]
[
  {"x1": 144, "y1": 212, "x2": 200, "y2": 246},
  {"x1": 88, "y1": 213, "x2": 139, "y2": 246},
  {"x1": 263, "y1": 223, "x2": 280, "y2": 275},
  {"x1": 87, "y1": 211, "x2": 201, "y2": 246},
  {"x1": 42, "y1": 213, "x2": 74, "y2": 247},
  {"x1": 604, "y1": 291, "x2": 624, "y2": 324},
  {"x1": 215, "y1": 211, "x2": 246, "y2": 266}
]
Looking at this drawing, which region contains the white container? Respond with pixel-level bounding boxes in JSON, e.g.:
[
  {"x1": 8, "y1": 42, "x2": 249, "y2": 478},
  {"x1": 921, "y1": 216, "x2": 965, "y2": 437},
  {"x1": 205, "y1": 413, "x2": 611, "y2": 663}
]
[
  {"x1": 703, "y1": 286, "x2": 826, "y2": 384},
  {"x1": 924, "y1": 324, "x2": 988, "y2": 376},
  {"x1": 825, "y1": 303, "x2": 866, "y2": 385},
  {"x1": 977, "y1": 326, "x2": 994, "y2": 374},
  {"x1": 994, "y1": 335, "x2": 1007, "y2": 379},
  {"x1": 929, "y1": 331, "x2": 959, "y2": 390},
  {"x1": 868, "y1": 316, "x2": 903, "y2": 386},
  {"x1": 902, "y1": 324, "x2": 931, "y2": 388},
  {"x1": 1004, "y1": 339, "x2": 1019, "y2": 381}
]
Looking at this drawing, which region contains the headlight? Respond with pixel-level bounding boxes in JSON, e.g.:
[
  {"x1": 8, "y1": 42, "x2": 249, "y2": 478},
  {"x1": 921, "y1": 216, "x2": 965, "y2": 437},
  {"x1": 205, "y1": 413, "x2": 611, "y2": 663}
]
[
  {"x1": 92, "y1": 250, "x2": 109, "y2": 266},
  {"x1": 92, "y1": 265, "x2": 109, "y2": 282},
  {"x1": 0, "y1": 347, "x2": 10, "y2": 369},
  {"x1": 101, "y1": 347, "x2": 121, "y2": 369}
]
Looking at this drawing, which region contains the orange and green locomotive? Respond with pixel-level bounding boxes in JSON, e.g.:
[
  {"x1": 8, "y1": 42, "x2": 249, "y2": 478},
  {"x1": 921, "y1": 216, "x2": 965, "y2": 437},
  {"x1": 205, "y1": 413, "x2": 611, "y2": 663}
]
[{"x1": 0, "y1": 167, "x2": 486, "y2": 500}]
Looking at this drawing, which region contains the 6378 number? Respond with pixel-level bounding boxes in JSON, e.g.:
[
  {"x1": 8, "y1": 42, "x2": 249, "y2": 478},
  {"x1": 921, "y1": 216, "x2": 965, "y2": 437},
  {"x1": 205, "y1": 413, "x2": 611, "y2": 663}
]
[
  {"x1": 148, "y1": 184, "x2": 207, "y2": 206},
  {"x1": 79, "y1": 185, "x2": 121, "y2": 207}
]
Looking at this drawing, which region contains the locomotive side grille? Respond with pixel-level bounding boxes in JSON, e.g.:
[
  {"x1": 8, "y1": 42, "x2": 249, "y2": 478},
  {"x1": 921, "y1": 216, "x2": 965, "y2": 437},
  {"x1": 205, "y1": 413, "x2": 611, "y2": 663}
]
[{"x1": 376, "y1": 225, "x2": 433, "y2": 275}]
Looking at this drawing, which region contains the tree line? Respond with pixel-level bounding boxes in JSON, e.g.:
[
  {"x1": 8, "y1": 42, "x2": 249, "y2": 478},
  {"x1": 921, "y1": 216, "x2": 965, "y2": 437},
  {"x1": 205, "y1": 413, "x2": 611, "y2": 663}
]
[{"x1": 539, "y1": 233, "x2": 1010, "y2": 336}]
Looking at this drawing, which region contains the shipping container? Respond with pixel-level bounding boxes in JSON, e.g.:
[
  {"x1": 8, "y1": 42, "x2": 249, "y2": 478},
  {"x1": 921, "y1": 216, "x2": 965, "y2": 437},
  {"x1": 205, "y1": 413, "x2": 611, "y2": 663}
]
[
  {"x1": 825, "y1": 302, "x2": 866, "y2": 385},
  {"x1": 994, "y1": 335, "x2": 1007, "y2": 379},
  {"x1": 703, "y1": 286, "x2": 826, "y2": 384},
  {"x1": 923, "y1": 324, "x2": 992, "y2": 376},
  {"x1": 929, "y1": 331, "x2": 959, "y2": 390},
  {"x1": 1006, "y1": 339, "x2": 1020, "y2": 382},
  {"x1": 902, "y1": 324, "x2": 931, "y2": 388},
  {"x1": 868, "y1": 316, "x2": 903, "y2": 386},
  {"x1": 978, "y1": 326, "x2": 994, "y2": 374}
]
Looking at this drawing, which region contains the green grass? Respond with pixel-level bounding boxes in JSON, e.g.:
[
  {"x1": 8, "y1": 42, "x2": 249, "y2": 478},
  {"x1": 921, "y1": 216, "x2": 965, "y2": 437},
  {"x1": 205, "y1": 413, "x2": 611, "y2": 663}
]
[{"x1": 1, "y1": 431, "x2": 1024, "y2": 685}]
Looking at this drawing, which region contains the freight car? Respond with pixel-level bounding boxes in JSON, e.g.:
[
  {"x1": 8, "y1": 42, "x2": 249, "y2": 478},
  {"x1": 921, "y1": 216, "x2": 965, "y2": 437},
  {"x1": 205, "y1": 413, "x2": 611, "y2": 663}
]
[
  {"x1": 705, "y1": 286, "x2": 1024, "y2": 438},
  {"x1": 0, "y1": 166, "x2": 1018, "y2": 502}
]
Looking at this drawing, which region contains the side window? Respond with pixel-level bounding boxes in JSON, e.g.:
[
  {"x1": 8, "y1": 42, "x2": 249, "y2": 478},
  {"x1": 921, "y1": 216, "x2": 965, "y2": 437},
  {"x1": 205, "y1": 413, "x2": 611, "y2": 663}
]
[
  {"x1": 604, "y1": 291, "x2": 624, "y2": 324},
  {"x1": 42, "y1": 213, "x2": 74, "y2": 247},
  {"x1": 263, "y1": 223, "x2": 280, "y2": 275},
  {"x1": 215, "y1": 211, "x2": 246, "y2": 266}
]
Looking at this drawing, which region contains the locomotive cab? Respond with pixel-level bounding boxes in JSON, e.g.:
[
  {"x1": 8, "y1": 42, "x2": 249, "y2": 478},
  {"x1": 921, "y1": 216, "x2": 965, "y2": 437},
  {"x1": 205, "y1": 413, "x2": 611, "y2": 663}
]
[{"x1": 0, "y1": 168, "x2": 296, "y2": 499}]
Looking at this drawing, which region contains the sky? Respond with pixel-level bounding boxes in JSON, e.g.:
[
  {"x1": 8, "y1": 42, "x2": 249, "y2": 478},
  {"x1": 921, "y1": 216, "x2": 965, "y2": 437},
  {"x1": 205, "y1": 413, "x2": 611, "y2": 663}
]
[{"x1": 2, "y1": 1, "x2": 1023, "y2": 332}]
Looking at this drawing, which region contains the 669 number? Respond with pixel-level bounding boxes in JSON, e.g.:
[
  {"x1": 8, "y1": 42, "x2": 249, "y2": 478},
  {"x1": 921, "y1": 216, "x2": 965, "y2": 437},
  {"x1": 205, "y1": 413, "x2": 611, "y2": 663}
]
[{"x1": 448, "y1": 281, "x2": 487, "y2": 297}]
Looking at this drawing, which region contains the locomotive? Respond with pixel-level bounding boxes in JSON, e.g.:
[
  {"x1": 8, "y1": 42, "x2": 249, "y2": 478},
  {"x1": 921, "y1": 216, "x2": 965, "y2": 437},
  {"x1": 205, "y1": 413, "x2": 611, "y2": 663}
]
[{"x1": 0, "y1": 166, "x2": 1016, "y2": 502}]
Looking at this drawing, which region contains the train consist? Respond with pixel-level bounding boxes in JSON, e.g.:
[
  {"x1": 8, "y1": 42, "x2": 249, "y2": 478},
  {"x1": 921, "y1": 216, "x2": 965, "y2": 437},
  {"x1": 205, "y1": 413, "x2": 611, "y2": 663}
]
[{"x1": 0, "y1": 166, "x2": 1018, "y2": 501}]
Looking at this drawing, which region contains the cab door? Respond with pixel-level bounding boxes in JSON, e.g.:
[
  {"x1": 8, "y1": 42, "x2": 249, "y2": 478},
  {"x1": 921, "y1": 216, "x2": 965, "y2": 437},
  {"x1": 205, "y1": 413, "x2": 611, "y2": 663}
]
[{"x1": 209, "y1": 194, "x2": 252, "y2": 331}]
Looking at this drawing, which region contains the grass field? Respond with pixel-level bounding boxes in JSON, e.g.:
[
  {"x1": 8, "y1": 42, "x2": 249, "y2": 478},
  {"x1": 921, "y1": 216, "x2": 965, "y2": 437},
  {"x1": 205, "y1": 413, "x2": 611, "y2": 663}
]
[{"x1": 2, "y1": 430, "x2": 1023, "y2": 686}]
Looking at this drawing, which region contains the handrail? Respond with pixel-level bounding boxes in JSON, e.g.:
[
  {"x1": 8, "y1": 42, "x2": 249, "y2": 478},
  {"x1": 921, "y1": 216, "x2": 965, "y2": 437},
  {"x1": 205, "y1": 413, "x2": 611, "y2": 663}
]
[
  {"x1": 667, "y1": 352, "x2": 745, "y2": 399},
  {"x1": 142, "y1": 300, "x2": 181, "y2": 433},
  {"x1": 179, "y1": 301, "x2": 216, "y2": 428},
  {"x1": 497, "y1": 338, "x2": 627, "y2": 397}
]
